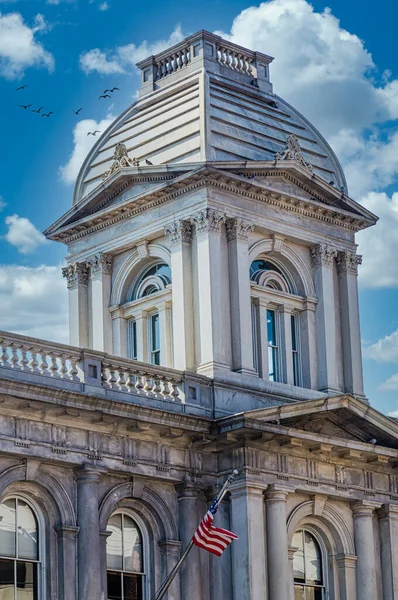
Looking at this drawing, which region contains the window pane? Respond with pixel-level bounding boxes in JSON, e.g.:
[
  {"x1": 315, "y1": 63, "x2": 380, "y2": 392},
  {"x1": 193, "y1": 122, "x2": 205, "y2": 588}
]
[
  {"x1": 294, "y1": 586, "x2": 305, "y2": 600},
  {"x1": 107, "y1": 515, "x2": 123, "y2": 571},
  {"x1": 0, "y1": 558, "x2": 14, "y2": 599},
  {"x1": 0, "y1": 499, "x2": 16, "y2": 558},
  {"x1": 16, "y1": 561, "x2": 37, "y2": 600},
  {"x1": 127, "y1": 320, "x2": 137, "y2": 360},
  {"x1": 123, "y1": 574, "x2": 142, "y2": 600},
  {"x1": 123, "y1": 516, "x2": 143, "y2": 573},
  {"x1": 304, "y1": 532, "x2": 322, "y2": 584},
  {"x1": 151, "y1": 314, "x2": 160, "y2": 351},
  {"x1": 267, "y1": 310, "x2": 276, "y2": 345},
  {"x1": 293, "y1": 530, "x2": 305, "y2": 581},
  {"x1": 17, "y1": 501, "x2": 38, "y2": 560},
  {"x1": 305, "y1": 587, "x2": 324, "y2": 600},
  {"x1": 291, "y1": 315, "x2": 297, "y2": 351},
  {"x1": 107, "y1": 572, "x2": 122, "y2": 600}
]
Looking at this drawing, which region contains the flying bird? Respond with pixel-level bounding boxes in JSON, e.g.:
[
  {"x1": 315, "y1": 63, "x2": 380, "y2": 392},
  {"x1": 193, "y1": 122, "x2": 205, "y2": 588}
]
[
  {"x1": 16, "y1": 85, "x2": 27, "y2": 91},
  {"x1": 99, "y1": 94, "x2": 111, "y2": 99},
  {"x1": 87, "y1": 131, "x2": 101, "y2": 136},
  {"x1": 19, "y1": 104, "x2": 32, "y2": 110},
  {"x1": 72, "y1": 108, "x2": 83, "y2": 115},
  {"x1": 32, "y1": 107, "x2": 44, "y2": 114},
  {"x1": 103, "y1": 87, "x2": 120, "y2": 93},
  {"x1": 145, "y1": 159, "x2": 153, "y2": 165},
  {"x1": 42, "y1": 112, "x2": 54, "y2": 117}
]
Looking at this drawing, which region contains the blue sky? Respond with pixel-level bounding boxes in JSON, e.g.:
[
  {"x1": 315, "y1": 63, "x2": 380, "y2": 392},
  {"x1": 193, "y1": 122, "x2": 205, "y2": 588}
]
[{"x1": 0, "y1": 0, "x2": 398, "y2": 415}]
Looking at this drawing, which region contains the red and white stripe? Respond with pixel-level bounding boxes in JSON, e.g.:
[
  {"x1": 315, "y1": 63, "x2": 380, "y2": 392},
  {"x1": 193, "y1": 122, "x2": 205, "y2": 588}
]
[{"x1": 192, "y1": 511, "x2": 238, "y2": 557}]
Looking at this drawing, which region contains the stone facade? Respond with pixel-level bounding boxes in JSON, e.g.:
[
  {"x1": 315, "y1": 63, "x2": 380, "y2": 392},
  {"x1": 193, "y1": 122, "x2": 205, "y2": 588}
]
[{"x1": 0, "y1": 30, "x2": 396, "y2": 600}]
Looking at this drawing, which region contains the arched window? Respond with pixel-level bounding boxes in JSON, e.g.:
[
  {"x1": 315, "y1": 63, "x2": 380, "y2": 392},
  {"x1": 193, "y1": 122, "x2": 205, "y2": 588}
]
[
  {"x1": 131, "y1": 263, "x2": 172, "y2": 301},
  {"x1": 292, "y1": 529, "x2": 325, "y2": 599},
  {"x1": 106, "y1": 512, "x2": 145, "y2": 600},
  {"x1": 0, "y1": 497, "x2": 41, "y2": 599}
]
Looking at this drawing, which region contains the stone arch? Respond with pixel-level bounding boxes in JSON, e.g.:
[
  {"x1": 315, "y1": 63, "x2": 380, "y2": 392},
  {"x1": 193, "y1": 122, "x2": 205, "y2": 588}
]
[
  {"x1": 99, "y1": 481, "x2": 178, "y2": 541},
  {"x1": 111, "y1": 243, "x2": 172, "y2": 305},
  {"x1": 0, "y1": 463, "x2": 76, "y2": 526},
  {"x1": 287, "y1": 500, "x2": 355, "y2": 556},
  {"x1": 249, "y1": 238, "x2": 315, "y2": 297}
]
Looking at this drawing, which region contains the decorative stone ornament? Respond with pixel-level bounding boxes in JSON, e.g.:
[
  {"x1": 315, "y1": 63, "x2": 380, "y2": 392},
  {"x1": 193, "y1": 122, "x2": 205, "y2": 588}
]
[
  {"x1": 164, "y1": 219, "x2": 193, "y2": 244},
  {"x1": 310, "y1": 243, "x2": 338, "y2": 268},
  {"x1": 62, "y1": 263, "x2": 89, "y2": 288},
  {"x1": 88, "y1": 253, "x2": 113, "y2": 275},
  {"x1": 225, "y1": 217, "x2": 254, "y2": 241},
  {"x1": 336, "y1": 251, "x2": 362, "y2": 275},
  {"x1": 275, "y1": 134, "x2": 313, "y2": 173},
  {"x1": 191, "y1": 208, "x2": 226, "y2": 233},
  {"x1": 102, "y1": 142, "x2": 140, "y2": 180}
]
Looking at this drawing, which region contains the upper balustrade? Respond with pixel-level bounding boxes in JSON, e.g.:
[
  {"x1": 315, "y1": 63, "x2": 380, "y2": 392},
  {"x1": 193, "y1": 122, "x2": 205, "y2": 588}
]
[{"x1": 136, "y1": 30, "x2": 274, "y2": 96}]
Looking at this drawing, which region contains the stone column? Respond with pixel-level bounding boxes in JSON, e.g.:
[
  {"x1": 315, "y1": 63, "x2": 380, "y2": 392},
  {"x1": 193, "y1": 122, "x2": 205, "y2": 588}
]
[
  {"x1": 265, "y1": 485, "x2": 290, "y2": 600},
  {"x1": 88, "y1": 253, "x2": 113, "y2": 353},
  {"x1": 75, "y1": 467, "x2": 102, "y2": 600},
  {"x1": 176, "y1": 484, "x2": 203, "y2": 600},
  {"x1": 310, "y1": 244, "x2": 340, "y2": 393},
  {"x1": 352, "y1": 501, "x2": 379, "y2": 600},
  {"x1": 110, "y1": 306, "x2": 127, "y2": 357},
  {"x1": 164, "y1": 220, "x2": 195, "y2": 371},
  {"x1": 226, "y1": 218, "x2": 255, "y2": 375},
  {"x1": 55, "y1": 525, "x2": 79, "y2": 600},
  {"x1": 62, "y1": 263, "x2": 89, "y2": 347},
  {"x1": 337, "y1": 251, "x2": 365, "y2": 397},
  {"x1": 192, "y1": 208, "x2": 230, "y2": 375},
  {"x1": 230, "y1": 482, "x2": 267, "y2": 600},
  {"x1": 205, "y1": 490, "x2": 233, "y2": 600},
  {"x1": 378, "y1": 504, "x2": 398, "y2": 600},
  {"x1": 99, "y1": 530, "x2": 112, "y2": 600},
  {"x1": 158, "y1": 540, "x2": 181, "y2": 600}
]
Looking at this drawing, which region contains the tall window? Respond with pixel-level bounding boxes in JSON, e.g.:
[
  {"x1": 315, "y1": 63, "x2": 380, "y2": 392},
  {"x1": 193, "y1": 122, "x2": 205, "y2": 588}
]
[
  {"x1": 106, "y1": 513, "x2": 144, "y2": 600},
  {"x1": 0, "y1": 497, "x2": 40, "y2": 600},
  {"x1": 291, "y1": 314, "x2": 300, "y2": 386},
  {"x1": 267, "y1": 309, "x2": 279, "y2": 381},
  {"x1": 293, "y1": 530, "x2": 325, "y2": 600},
  {"x1": 149, "y1": 314, "x2": 160, "y2": 365},
  {"x1": 127, "y1": 320, "x2": 137, "y2": 361}
]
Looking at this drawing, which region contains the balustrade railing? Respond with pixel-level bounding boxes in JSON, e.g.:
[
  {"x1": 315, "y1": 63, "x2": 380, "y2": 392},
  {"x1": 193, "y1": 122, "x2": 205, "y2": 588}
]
[
  {"x1": 155, "y1": 47, "x2": 190, "y2": 81},
  {"x1": 216, "y1": 44, "x2": 255, "y2": 77},
  {"x1": 0, "y1": 331, "x2": 183, "y2": 403}
]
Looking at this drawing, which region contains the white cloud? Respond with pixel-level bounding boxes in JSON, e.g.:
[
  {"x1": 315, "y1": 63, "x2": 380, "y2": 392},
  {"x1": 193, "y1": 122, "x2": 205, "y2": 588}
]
[
  {"x1": 0, "y1": 11, "x2": 54, "y2": 79},
  {"x1": 98, "y1": 1, "x2": 109, "y2": 10},
  {"x1": 59, "y1": 114, "x2": 115, "y2": 184},
  {"x1": 0, "y1": 264, "x2": 68, "y2": 343},
  {"x1": 381, "y1": 375, "x2": 398, "y2": 392},
  {"x1": 0, "y1": 196, "x2": 6, "y2": 211},
  {"x1": 365, "y1": 330, "x2": 398, "y2": 364},
  {"x1": 79, "y1": 25, "x2": 184, "y2": 75},
  {"x1": 4, "y1": 214, "x2": 47, "y2": 254}
]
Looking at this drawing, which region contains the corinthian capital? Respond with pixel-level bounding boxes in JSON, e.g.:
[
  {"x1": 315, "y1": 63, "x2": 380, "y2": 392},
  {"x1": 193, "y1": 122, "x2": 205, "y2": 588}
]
[
  {"x1": 191, "y1": 208, "x2": 226, "y2": 233},
  {"x1": 310, "y1": 243, "x2": 338, "y2": 268},
  {"x1": 336, "y1": 251, "x2": 362, "y2": 275},
  {"x1": 88, "y1": 253, "x2": 113, "y2": 275},
  {"x1": 226, "y1": 217, "x2": 254, "y2": 242},
  {"x1": 164, "y1": 219, "x2": 192, "y2": 244},
  {"x1": 62, "y1": 263, "x2": 89, "y2": 289}
]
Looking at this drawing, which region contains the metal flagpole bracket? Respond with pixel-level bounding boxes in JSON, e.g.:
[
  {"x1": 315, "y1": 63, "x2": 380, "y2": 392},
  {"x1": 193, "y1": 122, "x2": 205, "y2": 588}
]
[{"x1": 152, "y1": 470, "x2": 239, "y2": 600}]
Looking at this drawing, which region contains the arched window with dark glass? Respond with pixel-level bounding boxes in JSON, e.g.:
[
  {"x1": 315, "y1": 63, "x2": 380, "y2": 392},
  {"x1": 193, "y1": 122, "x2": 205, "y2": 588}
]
[
  {"x1": 292, "y1": 529, "x2": 325, "y2": 600},
  {"x1": 0, "y1": 497, "x2": 41, "y2": 599},
  {"x1": 106, "y1": 512, "x2": 145, "y2": 600},
  {"x1": 131, "y1": 263, "x2": 172, "y2": 301}
]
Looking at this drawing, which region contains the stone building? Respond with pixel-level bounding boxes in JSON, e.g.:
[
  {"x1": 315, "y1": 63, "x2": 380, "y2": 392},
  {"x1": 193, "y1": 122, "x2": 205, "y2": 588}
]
[{"x1": 0, "y1": 30, "x2": 397, "y2": 600}]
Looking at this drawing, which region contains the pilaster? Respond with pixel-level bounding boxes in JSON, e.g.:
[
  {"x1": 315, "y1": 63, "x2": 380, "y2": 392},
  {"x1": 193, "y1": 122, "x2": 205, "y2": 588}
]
[
  {"x1": 99, "y1": 529, "x2": 112, "y2": 600},
  {"x1": 158, "y1": 540, "x2": 182, "y2": 600},
  {"x1": 191, "y1": 208, "x2": 230, "y2": 375},
  {"x1": 88, "y1": 253, "x2": 113, "y2": 353},
  {"x1": 226, "y1": 218, "x2": 256, "y2": 375},
  {"x1": 55, "y1": 525, "x2": 79, "y2": 600},
  {"x1": 110, "y1": 305, "x2": 127, "y2": 357},
  {"x1": 279, "y1": 304, "x2": 294, "y2": 385},
  {"x1": 264, "y1": 484, "x2": 291, "y2": 600},
  {"x1": 205, "y1": 488, "x2": 233, "y2": 600},
  {"x1": 310, "y1": 243, "x2": 340, "y2": 393},
  {"x1": 176, "y1": 483, "x2": 204, "y2": 600},
  {"x1": 164, "y1": 220, "x2": 195, "y2": 370},
  {"x1": 335, "y1": 554, "x2": 358, "y2": 600},
  {"x1": 337, "y1": 251, "x2": 365, "y2": 398},
  {"x1": 378, "y1": 504, "x2": 398, "y2": 600},
  {"x1": 62, "y1": 263, "x2": 89, "y2": 347},
  {"x1": 352, "y1": 500, "x2": 380, "y2": 600}
]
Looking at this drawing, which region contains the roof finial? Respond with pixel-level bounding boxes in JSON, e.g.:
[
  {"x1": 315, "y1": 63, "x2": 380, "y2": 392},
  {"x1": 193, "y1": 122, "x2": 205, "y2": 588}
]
[
  {"x1": 102, "y1": 142, "x2": 140, "y2": 180},
  {"x1": 275, "y1": 134, "x2": 313, "y2": 173}
]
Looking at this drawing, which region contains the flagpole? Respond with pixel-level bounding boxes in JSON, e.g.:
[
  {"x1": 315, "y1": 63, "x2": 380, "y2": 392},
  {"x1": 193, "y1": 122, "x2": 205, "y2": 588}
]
[{"x1": 152, "y1": 470, "x2": 239, "y2": 600}]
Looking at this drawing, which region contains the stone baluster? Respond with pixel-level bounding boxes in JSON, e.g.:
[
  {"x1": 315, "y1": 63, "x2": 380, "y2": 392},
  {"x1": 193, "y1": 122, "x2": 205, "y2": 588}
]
[
  {"x1": 352, "y1": 501, "x2": 380, "y2": 600},
  {"x1": 337, "y1": 251, "x2": 365, "y2": 397},
  {"x1": 264, "y1": 485, "x2": 291, "y2": 600},
  {"x1": 62, "y1": 263, "x2": 89, "y2": 348}
]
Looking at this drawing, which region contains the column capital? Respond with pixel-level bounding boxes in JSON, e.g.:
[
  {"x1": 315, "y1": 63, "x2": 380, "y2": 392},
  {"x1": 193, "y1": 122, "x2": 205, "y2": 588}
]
[
  {"x1": 335, "y1": 554, "x2": 358, "y2": 569},
  {"x1": 175, "y1": 482, "x2": 203, "y2": 500},
  {"x1": 378, "y1": 503, "x2": 398, "y2": 521},
  {"x1": 164, "y1": 219, "x2": 193, "y2": 244},
  {"x1": 264, "y1": 483, "x2": 292, "y2": 502},
  {"x1": 336, "y1": 250, "x2": 362, "y2": 275},
  {"x1": 288, "y1": 545, "x2": 299, "y2": 560},
  {"x1": 74, "y1": 465, "x2": 103, "y2": 484},
  {"x1": 225, "y1": 217, "x2": 254, "y2": 242},
  {"x1": 310, "y1": 243, "x2": 338, "y2": 268},
  {"x1": 351, "y1": 500, "x2": 381, "y2": 517},
  {"x1": 54, "y1": 525, "x2": 80, "y2": 540},
  {"x1": 88, "y1": 252, "x2": 113, "y2": 276},
  {"x1": 191, "y1": 208, "x2": 226, "y2": 233},
  {"x1": 158, "y1": 539, "x2": 182, "y2": 556},
  {"x1": 62, "y1": 262, "x2": 89, "y2": 288}
]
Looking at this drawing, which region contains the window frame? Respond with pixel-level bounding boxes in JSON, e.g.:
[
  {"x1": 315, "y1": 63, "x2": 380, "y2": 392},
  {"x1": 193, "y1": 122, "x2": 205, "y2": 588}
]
[
  {"x1": 106, "y1": 509, "x2": 150, "y2": 600},
  {"x1": 127, "y1": 319, "x2": 138, "y2": 361},
  {"x1": 148, "y1": 312, "x2": 161, "y2": 366},
  {"x1": 291, "y1": 313, "x2": 302, "y2": 387},
  {"x1": 292, "y1": 528, "x2": 327, "y2": 600},
  {"x1": 0, "y1": 494, "x2": 45, "y2": 600}
]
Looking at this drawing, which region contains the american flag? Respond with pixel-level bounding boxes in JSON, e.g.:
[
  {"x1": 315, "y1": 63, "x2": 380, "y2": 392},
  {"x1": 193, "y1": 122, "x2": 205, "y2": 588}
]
[{"x1": 192, "y1": 507, "x2": 238, "y2": 557}]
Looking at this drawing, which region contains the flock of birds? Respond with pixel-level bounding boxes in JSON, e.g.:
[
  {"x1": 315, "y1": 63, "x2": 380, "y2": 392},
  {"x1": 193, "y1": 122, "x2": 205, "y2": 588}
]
[{"x1": 16, "y1": 84, "x2": 120, "y2": 136}]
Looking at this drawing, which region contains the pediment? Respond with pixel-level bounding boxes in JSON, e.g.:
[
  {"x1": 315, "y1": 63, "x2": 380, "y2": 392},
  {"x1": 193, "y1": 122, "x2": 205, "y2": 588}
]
[{"x1": 252, "y1": 175, "x2": 314, "y2": 202}]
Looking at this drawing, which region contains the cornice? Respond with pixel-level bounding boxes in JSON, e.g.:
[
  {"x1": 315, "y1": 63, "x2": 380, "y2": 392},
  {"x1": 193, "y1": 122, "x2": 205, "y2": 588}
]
[{"x1": 49, "y1": 168, "x2": 373, "y2": 244}]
